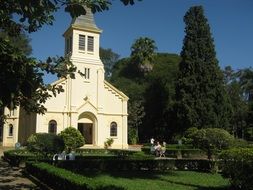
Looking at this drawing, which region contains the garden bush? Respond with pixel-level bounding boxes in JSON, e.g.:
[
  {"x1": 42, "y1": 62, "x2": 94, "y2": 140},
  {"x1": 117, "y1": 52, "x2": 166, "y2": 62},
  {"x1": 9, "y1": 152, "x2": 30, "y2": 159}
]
[
  {"x1": 219, "y1": 148, "x2": 253, "y2": 190},
  {"x1": 55, "y1": 158, "x2": 215, "y2": 172},
  {"x1": 59, "y1": 127, "x2": 85, "y2": 151},
  {"x1": 27, "y1": 133, "x2": 65, "y2": 156},
  {"x1": 3, "y1": 149, "x2": 41, "y2": 166},
  {"x1": 184, "y1": 128, "x2": 234, "y2": 159},
  {"x1": 104, "y1": 138, "x2": 114, "y2": 149},
  {"x1": 26, "y1": 161, "x2": 125, "y2": 190},
  {"x1": 76, "y1": 148, "x2": 137, "y2": 157},
  {"x1": 141, "y1": 146, "x2": 204, "y2": 158}
]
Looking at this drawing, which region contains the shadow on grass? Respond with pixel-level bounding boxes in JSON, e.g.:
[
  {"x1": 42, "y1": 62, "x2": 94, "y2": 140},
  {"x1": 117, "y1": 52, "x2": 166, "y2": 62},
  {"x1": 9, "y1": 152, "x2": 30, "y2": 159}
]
[
  {"x1": 78, "y1": 170, "x2": 178, "y2": 180},
  {"x1": 77, "y1": 170, "x2": 232, "y2": 190},
  {"x1": 159, "y1": 178, "x2": 231, "y2": 190}
]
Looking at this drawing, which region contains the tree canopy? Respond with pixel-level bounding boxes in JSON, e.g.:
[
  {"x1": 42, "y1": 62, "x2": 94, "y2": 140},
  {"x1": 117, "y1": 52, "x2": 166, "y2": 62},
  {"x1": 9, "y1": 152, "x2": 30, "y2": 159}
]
[
  {"x1": 175, "y1": 6, "x2": 232, "y2": 132},
  {"x1": 224, "y1": 66, "x2": 253, "y2": 140},
  {"x1": 111, "y1": 51, "x2": 181, "y2": 143},
  {"x1": 100, "y1": 47, "x2": 120, "y2": 79}
]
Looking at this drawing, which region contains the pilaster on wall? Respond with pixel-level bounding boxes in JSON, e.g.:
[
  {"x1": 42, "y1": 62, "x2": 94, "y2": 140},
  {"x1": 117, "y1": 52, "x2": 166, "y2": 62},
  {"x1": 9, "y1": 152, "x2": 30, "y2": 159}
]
[{"x1": 97, "y1": 68, "x2": 105, "y2": 112}]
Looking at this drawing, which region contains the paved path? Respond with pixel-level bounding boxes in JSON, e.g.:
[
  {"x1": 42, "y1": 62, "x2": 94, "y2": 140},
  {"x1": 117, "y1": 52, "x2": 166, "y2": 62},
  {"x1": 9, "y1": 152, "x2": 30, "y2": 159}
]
[{"x1": 0, "y1": 147, "x2": 40, "y2": 190}]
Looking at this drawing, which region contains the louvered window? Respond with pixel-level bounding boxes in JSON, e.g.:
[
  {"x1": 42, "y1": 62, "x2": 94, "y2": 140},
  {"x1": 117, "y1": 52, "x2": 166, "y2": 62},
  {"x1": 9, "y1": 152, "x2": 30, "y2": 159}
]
[
  {"x1": 79, "y1": 35, "x2": 86, "y2": 50},
  {"x1": 87, "y1": 36, "x2": 94, "y2": 52}
]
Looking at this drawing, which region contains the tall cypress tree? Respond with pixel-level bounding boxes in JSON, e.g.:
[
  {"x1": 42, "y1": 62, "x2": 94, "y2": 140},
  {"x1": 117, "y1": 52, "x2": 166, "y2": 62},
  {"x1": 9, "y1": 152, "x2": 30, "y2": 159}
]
[{"x1": 175, "y1": 6, "x2": 232, "y2": 132}]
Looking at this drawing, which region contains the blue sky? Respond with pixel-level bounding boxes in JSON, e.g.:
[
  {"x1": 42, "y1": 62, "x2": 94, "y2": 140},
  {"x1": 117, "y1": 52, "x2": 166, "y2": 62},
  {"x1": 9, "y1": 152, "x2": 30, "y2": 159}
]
[{"x1": 29, "y1": 0, "x2": 253, "y2": 83}]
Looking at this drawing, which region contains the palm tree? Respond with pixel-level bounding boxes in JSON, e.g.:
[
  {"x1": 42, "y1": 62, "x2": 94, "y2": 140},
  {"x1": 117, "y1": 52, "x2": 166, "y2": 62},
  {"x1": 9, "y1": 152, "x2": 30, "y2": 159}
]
[{"x1": 130, "y1": 37, "x2": 157, "y2": 73}]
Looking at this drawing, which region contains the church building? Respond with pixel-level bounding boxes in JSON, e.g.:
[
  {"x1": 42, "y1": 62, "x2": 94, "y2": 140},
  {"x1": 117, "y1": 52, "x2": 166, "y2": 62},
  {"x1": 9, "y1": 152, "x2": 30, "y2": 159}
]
[{"x1": 1, "y1": 9, "x2": 129, "y2": 149}]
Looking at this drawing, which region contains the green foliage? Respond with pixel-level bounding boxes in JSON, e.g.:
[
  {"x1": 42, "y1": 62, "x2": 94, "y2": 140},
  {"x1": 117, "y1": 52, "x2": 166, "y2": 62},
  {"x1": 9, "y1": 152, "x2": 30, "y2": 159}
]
[
  {"x1": 3, "y1": 149, "x2": 40, "y2": 166},
  {"x1": 59, "y1": 127, "x2": 85, "y2": 151},
  {"x1": 26, "y1": 162, "x2": 228, "y2": 190},
  {"x1": 141, "y1": 146, "x2": 204, "y2": 159},
  {"x1": 26, "y1": 161, "x2": 125, "y2": 190},
  {"x1": 223, "y1": 66, "x2": 250, "y2": 139},
  {"x1": 27, "y1": 133, "x2": 65, "y2": 156},
  {"x1": 111, "y1": 53, "x2": 180, "y2": 142},
  {"x1": 175, "y1": 6, "x2": 232, "y2": 132},
  {"x1": 142, "y1": 53, "x2": 180, "y2": 141},
  {"x1": 184, "y1": 128, "x2": 234, "y2": 159},
  {"x1": 128, "y1": 126, "x2": 138, "y2": 144},
  {"x1": 235, "y1": 67, "x2": 253, "y2": 140},
  {"x1": 100, "y1": 47, "x2": 120, "y2": 79},
  {"x1": 219, "y1": 148, "x2": 253, "y2": 190},
  {"x1": 76, "y1": 148, "x2": 137, "y2": 157},
  {"x1": 0, "y1": 31, "x2": 32, "y2": 56},
  {"x1": 130, "y1": 37, "x2": 157, "y2": 73},
  {"x1": 104, "y1": 138, "x2": 114, "y2": 149},
  {"x1": 56, "y1": 157, "x2": 216, "y2": 172}
]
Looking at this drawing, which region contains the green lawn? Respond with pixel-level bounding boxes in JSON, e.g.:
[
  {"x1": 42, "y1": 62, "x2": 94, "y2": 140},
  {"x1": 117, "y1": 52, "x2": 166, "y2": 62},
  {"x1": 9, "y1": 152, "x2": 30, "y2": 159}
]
[{"x1": 81, "y1": 170, "x2": 230, "y2": 190}]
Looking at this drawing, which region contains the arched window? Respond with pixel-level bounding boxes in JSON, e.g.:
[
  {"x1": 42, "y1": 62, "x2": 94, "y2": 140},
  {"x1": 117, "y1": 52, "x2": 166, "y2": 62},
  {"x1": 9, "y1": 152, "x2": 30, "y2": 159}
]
[
  {"x1": 48, "y1": 120, "x2": 57, "y2": 134},
  {"x1": 9, "y1": 124, "x2": 13, "y2": 136},
  {"x1": 110, "y1": 122, "x2": 117, "y2": 137}
]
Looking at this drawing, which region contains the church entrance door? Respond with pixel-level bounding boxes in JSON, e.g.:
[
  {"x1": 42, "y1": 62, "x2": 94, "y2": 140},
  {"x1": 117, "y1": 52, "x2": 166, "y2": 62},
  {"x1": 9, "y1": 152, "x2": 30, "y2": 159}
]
[
  {"x1": 78, "y1": 112, "x2": 97, "y2": 145},
  {"x1": 78, "y1": 123, "x2": 93, "y2": 144}
]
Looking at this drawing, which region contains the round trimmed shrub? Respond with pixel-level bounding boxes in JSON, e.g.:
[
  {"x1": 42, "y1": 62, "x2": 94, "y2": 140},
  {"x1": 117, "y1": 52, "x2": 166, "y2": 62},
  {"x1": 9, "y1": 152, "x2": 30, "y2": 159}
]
[
  {"x1": 27, "y1": 133, "x2": 65, "y2": 156},
  {"x1": 184, "y1": 128, "x2": 234, "y2": 159},
  {"x1": 58, "y1": 127, "x2": 85, "y2": 151},
  {"x1": 219, "y1": 148, "x2": 253, "y2": 190}
]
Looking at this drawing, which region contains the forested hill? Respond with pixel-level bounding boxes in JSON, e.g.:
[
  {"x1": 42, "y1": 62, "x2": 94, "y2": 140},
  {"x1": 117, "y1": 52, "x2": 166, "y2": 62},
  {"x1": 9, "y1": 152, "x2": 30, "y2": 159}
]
[{"x1": 110, "y1": 53, "x2": 181, "y2": 143}]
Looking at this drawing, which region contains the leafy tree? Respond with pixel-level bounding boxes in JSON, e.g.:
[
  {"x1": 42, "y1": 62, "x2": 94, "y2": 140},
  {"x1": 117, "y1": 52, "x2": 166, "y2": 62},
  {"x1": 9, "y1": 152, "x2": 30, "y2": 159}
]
[
  {"x1": 237, "y1": 68, "x2": 253, "y2": 102},
  {"x1": 128, "y1": 100, "x2": 145, "y2": 144},
  {"x1": 0, "y1": 31, "x2": 32, "y2": 56},
  {"x1": 237, "y1": 68, "x2": 253, "y2": 139},
  {"x1": 58, "y1": 127, "x2": 85, "y2": 151},
  {"x1": 130, "y1": 37, "x2": 157, "y2": 74},
  {"x1": 141, "y1": 53, "x2": 180, "y2": 142},
  {"x1": 100, "y1": 47, "x2": 120, "y2": 79},
  {"x1": 0, "y1": 0, "x2": 140, "y2": 116},
  {"x1": 224, "y1": 66, "x2": 248, "y2": 138},
  {"x1": 27, "y1": 133, "x2": 65, "y2": 157},
  {"x1": 219, "y1": 148, "x2": 253, "y2": 190},
  {"x1": 111, "y1": 57, "x2": 147, "y2": 143},
  {"x1": 175, "y1": 6, "x2": 232, "y2": 133},
  {"x1": 185, "y1": 128, "x2": 234, "y2": 159},
  {"x1": 111, "y1": 53, "x2": 181, "y2": 143}
]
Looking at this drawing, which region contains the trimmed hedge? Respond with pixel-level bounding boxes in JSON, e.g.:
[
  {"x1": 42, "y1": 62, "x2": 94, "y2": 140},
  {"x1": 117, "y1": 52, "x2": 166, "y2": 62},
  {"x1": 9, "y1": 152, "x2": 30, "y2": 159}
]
[
  {"x1": 76, "y1": 148, "x2": 137, "y2": 157},
  {"x1": 141, "y1": 146, "x2": 204, "y2": 158},
  {"x1": 55, "y1": 158, "x2": 215, "y2": 172},
  {"x1": 26, "y1": 162, "x2": 125, "y2": 190},
  {"x1": 3, "y1": 148, "x2": 140, "y2": 166},
  {"x1": 3, "y1": 149, "x2": 44, "y2": 166},
  {"x1": 27, "y1": 133, "x2": 65, "y2": 156},
  {"x1": 219, "y1": 148, "x2": 253, "y2": 190}
]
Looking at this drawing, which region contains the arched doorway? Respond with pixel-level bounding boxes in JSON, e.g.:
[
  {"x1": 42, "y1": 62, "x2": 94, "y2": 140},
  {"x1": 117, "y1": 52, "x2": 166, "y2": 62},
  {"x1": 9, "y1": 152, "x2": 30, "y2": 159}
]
[{"x1": 78, "y1": 112, "x2": 97, "y2": 145}]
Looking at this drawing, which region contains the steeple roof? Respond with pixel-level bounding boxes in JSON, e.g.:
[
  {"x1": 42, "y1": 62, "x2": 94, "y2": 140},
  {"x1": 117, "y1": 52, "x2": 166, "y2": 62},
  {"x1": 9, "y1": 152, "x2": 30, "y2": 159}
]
[{"x1": 70, "y1": 8, "x2": 102, "y2": 33}]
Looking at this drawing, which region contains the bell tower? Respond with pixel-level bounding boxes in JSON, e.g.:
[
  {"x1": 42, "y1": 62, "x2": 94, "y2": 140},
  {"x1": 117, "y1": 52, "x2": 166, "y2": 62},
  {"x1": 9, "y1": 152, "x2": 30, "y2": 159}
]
[
  {"x1": 62, "y1": 8, "x2": 105, "y2": 119},
  {"x1": 63, "y1": 8, "x2": 103, "y2": 65}
]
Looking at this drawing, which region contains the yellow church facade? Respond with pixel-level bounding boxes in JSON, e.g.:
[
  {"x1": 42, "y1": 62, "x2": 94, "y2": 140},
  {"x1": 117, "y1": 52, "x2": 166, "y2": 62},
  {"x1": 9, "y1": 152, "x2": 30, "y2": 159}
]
[{"x1": 2, "y1": 10, "x2": 129, "y2": 149}]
